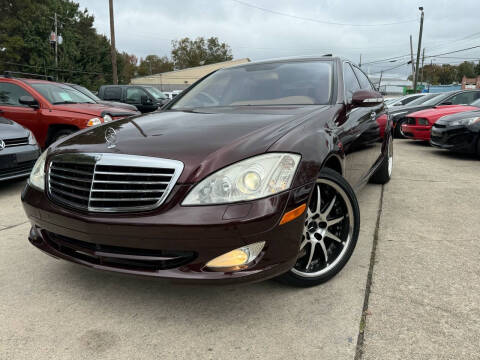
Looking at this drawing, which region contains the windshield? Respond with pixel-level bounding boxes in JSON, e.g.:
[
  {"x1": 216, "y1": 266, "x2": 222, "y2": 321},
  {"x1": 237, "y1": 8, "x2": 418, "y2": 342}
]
[
  {"x1": 470, "y1": 98, "x2": 480, "y2": 107},
  {"x1": 72, "y1": 85, "x2": 101, "y2": 102},
  {"x1": 32, "y1": 83, "x2": 96, "y2": 104},
  {"x1": 172, "y1": 61, "x2": 333, "y2": 109},
  {"x1": 418, "y1": 92, "x2": 452, "y2": 106},
  {"x1": 146, "y1": 86, "x2": 167, "y2": 100}
]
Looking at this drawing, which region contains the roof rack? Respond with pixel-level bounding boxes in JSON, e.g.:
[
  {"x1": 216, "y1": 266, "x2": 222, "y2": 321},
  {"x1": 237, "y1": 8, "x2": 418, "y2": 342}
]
[{"x1": 4, "y1": 71, "x2": 54, "y2": 81}]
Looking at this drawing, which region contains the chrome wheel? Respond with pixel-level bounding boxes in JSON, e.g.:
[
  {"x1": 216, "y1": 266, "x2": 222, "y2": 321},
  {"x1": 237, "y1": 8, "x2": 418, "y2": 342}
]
[
  {"x1": 292, "y1": 178, "x2": 354, "y2": 277},
  {"x1": 388, "y1": 136, "x2": 393, "y2": 177}
]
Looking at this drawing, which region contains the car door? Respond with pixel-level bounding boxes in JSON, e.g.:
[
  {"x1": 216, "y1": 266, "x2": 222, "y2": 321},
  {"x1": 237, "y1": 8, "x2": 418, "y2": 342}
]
[
  {"x1": 125, "y1": 87, "x2": 157, "y2": 113},
  {"x1": 0, "y1": 82, "x2": 41, "y2": 138},
  {"x1": 336, "y1": 63, "x2": 383, "y2": 189}
]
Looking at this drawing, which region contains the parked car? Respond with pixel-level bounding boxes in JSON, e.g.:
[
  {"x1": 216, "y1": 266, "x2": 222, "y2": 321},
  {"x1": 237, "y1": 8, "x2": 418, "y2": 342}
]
[
  {"x1": 0, "y1": 117, "x2": 40, "y2": 181},
  {"x1": 98, "y1": 85, "x2": 169, "y2": 113},
  {"x1": 22, "y1": 56, "x2": 393, "y2": 287},
  {"x1": 65, "y1": 83, "x2": 138, "y2": 112},
  {"x1": 400, "y1": 101, "x2": 480, "y2": 141},
  {"x1": 430, "y1": 106, "x2": 480, "y2": 156},
  {"x1": 0, "y1": 74, "x2": 139, "y2": 148},
  {"x1": 385, "y1": 93, "x2": 428, "y2": 107},
  {"x1": 389, "y1": 90, "x2": 480, "y2": 138}
]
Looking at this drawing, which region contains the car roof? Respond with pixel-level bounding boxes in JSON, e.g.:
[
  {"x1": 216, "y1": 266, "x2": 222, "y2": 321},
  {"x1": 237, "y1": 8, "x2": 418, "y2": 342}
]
[{"x1": 224, "y1": 55, "x2": 341, "y2": 70}]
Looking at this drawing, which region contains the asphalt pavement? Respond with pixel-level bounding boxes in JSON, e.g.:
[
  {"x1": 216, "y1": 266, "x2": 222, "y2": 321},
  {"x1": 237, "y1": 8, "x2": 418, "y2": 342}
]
[{"x1": 0, "y1": 140, "x2": 478, "y2": 359}]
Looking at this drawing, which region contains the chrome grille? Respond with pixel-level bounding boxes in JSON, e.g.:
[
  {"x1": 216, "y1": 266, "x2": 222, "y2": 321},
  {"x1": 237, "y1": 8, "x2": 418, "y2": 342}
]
[
  {"x1": 47, "y1": 153, "x2": 183, "y2": 212},
  {"x1": 4, "y1": 137, "x2": 29, "y2": 147}
]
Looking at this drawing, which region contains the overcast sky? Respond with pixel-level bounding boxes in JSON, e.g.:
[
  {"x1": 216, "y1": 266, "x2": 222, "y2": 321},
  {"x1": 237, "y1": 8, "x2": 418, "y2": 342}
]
[{"x1": 78, "y1": 0, "x2": 480, "y2": 78}]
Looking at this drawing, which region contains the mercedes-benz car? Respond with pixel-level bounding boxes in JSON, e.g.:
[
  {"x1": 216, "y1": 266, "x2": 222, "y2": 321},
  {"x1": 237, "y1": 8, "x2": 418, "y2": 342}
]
[
  {"x1": 0, "y1": 117, "x2": 40, "y2": 181},
  {"x1": 22, "y1": 57, "x2": 393, "y2": 287}
]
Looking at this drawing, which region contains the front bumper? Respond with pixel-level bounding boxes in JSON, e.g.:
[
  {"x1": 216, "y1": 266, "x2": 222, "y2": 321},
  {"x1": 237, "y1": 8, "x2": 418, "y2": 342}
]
[
  {"x1": 430, "y1": 125, "x2": 478, "y2": 153},
  {"x1": 401, "y1": 123, "x2": 432, "y2": 140},
  {"x1": 0, "y1": 145, "x2": 40, "y2": 181},
  {"x1": 22, "y1": 182, "x2": 313, "y2": 284}
]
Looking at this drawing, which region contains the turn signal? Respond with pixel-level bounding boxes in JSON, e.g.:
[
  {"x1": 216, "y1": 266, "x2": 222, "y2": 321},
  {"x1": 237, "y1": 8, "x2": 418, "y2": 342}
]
[{"x1": 279, "y1": 203, "x2": 306, "y2": 225}]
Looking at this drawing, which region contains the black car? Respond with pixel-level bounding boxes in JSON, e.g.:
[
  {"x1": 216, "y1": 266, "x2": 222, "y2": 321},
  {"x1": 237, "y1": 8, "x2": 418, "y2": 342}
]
[
  {"x1": 430, "y1": 101, "x2": 480, "y2": 156},
  {"x1": 98, "y1": 85, "x2": 169, "y2": 113},
  {"x1": 65, "y1": 83, "x2": 138, "y2": 112},
  {"x1": 390, "y1": 90, "x2": 480, "y2": 138},
  {"x1": 0, "y1": 117, "x2": 40, "y2": 181}
]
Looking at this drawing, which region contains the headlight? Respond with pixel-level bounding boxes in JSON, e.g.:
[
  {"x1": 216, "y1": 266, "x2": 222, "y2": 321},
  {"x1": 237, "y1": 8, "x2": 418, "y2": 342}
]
[
  {"x1": 28, "y1": 131, "x2": 37, "y2": 145},
  {"x1": 86, "y1": 117, "x2": 102, "y2": 127},
  {"x1": 182, "y1": 153, "x2": 301, "y2": 205},
  {"x1": 103, "y1": 114, "x2": 112, "y2": 123},
  {"x1": 451, "y1": 117, "x2": 480, "y2": 126},
  {"x1": 29, "y1": 150, "x2": 47, "y2": 191}
]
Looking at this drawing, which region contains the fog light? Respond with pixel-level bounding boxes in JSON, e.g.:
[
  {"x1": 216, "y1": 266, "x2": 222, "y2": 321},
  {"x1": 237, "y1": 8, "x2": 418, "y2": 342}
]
[{"x1": 205, "y1": 241, "x2": 265, "y2": 271}]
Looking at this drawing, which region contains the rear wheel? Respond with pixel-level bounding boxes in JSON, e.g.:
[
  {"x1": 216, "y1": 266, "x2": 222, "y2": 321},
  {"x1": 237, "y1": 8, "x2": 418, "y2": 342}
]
[
  {"x1": 277, "y1": 168, "x2": 360, "y2": 287},
  {"x1": 395, "y1": 118, "x2": 407, "y2": 138},
  {"x1": 370, "y1": 135, "x2": 393, "y2": 184}
]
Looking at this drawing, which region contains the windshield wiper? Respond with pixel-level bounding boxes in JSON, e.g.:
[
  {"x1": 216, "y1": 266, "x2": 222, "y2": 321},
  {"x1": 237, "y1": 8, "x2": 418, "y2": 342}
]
[{"x1": 53, "y1": 101, "x2": 79, "y2": 105}]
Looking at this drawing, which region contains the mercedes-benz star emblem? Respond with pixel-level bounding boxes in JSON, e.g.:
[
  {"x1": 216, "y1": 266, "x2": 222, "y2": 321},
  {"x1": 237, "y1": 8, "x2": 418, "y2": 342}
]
[
  {"x1": 0, "y1": 139, "x2": 5, "y2": 151},
  {"x1": 105, "y1": 127, "x2": 117, "y2": 149}
]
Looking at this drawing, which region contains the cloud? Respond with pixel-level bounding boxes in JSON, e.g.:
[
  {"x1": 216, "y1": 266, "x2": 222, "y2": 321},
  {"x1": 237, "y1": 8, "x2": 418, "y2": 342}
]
[{"x1": 79, "y1": 0, "x2": 480, "y2": 78}]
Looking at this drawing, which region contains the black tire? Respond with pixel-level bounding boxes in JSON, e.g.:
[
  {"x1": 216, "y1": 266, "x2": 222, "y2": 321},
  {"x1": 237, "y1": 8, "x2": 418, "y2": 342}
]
[
  {"x1": 48, "y1": 129, "x2": 74, "y2": 146},
  {"x1": 395, "y1": 118, "x2": 407, "y2": 138},
  {"x1": 476, "y1": 138, "x2": 480, "y2": 158},
  {"x1": 277, "y1": 168, "x2": 360, "y2": 287},
  {"x1": 370, "y1": 134, "x2": 393, "y2": 184}
]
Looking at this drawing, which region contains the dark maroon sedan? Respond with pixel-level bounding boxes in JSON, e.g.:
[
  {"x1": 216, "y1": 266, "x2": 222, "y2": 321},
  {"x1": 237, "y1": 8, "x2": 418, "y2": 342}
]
[{"x1": 22, "y1": 57, "x2": 393, "y2": 287}]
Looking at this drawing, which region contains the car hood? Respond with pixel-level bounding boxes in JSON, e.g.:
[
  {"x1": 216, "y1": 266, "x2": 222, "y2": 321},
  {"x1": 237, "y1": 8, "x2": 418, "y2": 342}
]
[
  {"x1": 98, "y1": 100, "x2": 139, "y2": 112},
  {"x1": 407, "y1": 105, "x2": 478, "y2": 120},
  {"x1": 436, "y1": 108, "x2": 480, "y2": 125},
  {"x1": 51, "y1": 103, "x2": 138, "y2": 117},
  {"x1": 52, "y1": 105, "x2": 329, "y2": 183},
  {"x1": 0, "y1": 117, "x2": 29, "y2": 139}
]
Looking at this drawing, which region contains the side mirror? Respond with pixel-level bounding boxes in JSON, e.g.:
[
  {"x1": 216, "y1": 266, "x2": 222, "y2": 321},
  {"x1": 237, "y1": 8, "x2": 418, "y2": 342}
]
[
  {"x1": 141, "y1": 95, "x2": 152, "y2": 105},
  {"x1": 352, "y1": 90, "x2": 383, "y2": 107},
  {"x1": 19, "y1": 95, "x2": 39, "y2": 108}
]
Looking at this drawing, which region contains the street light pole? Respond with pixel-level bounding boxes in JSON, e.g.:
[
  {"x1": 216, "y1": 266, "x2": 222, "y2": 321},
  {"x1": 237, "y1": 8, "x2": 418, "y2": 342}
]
[
  {"x1": 413, "y1": 7, "x2": 424, "y2": 92},
  {"x1": 109, "y1": 0, "x2": 118, "y2": 84}
]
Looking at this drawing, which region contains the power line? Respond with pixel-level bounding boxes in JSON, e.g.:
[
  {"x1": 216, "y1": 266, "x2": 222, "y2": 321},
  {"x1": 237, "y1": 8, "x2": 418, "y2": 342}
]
[{"x1": 230, "y1": 0, "x2": 418, "y2": 27}]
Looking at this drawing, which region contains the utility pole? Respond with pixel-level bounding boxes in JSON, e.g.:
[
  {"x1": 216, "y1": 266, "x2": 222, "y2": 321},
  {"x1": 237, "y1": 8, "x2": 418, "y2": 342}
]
[
  {"x1": 413, "y1": 7, "x2": 424, "y2": 92},
  {"x1": 359, "y1": 54, "x2": 362, "y2": 67},
  {"x1": 54, "y1": 13, "x2": 58, "y2": 69},
  {"x1": 109, "y1": 0, "x2": 118, "y2": 84},
  {"x1": 420, "y1": 47, "x2": 425, "y2": 85},
  {"x1": 409, "y1": 35, "x2": 415, "y2": 88}
]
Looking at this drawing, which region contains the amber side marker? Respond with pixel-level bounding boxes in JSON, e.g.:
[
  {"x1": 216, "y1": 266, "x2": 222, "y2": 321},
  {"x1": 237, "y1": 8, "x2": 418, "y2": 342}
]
[{"x1": 279, "y1": 203, "x2": 307, "y2": 225}]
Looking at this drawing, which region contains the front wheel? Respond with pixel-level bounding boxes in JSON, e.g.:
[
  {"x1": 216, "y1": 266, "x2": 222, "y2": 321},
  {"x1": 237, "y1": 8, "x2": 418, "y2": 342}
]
[{"x1": 277, "y1": 168, "x2": 360, "y2": 287}]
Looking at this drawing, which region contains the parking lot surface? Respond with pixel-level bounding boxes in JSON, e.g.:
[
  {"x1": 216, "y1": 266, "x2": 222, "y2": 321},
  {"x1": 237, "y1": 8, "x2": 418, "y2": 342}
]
[{"x1": 1, "y1": 140, "x2": 478, "y2": 359}]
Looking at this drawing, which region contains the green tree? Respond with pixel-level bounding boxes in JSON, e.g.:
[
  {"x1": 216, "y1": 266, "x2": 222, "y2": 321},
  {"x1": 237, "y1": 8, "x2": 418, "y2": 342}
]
[
  {"x1": 171, "y1": 37, "x2": 233, "y2": 69},
  {"x1": 456, "y1": 61, "x2": 476, "y2": 82},
  {"x1": 0, "y1": 0, "x2": 136, "y2": 90},
  {"x1": 137, "y1": 55, "x2": 173, "y2": 76}
]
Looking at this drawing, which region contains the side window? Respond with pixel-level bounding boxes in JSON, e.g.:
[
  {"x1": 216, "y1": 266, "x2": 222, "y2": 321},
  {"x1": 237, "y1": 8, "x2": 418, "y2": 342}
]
[
  {"x1": 103, "y1": 87, "x2": 122, "y2": 101},
  {"x1": 447, "y1": 92, "x2": 480, "y2": 105},
  {"x1": 343, "y1": 63, "x2": 361, "y2": 101},
  {"x1": 126, "y1": 88, "x2": 147, "y2": 103},
  {"x1": 0, "y1": 83, "x2": 32, "y2": 106},
  {"x1": 352, "y1": 66, "x2": 374, "y2": 90}
]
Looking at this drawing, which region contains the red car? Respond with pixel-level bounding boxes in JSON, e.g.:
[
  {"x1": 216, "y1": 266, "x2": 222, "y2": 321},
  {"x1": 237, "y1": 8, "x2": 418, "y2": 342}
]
[
  {"x1": 0, "y1": 74, "x2": 139, "y2": 148},
  {"x1": 401, "y1": 104, "x2": 479, "y2": 141}
]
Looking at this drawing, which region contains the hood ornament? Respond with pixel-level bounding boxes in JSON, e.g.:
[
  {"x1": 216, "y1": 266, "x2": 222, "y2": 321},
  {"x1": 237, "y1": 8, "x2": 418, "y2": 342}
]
[
  {"x1": 105, "y1": 127, "x2": 117, "y2": 149},
  {"x1": 0, "y1": 139, "x2": 5, "y2": 151}
]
